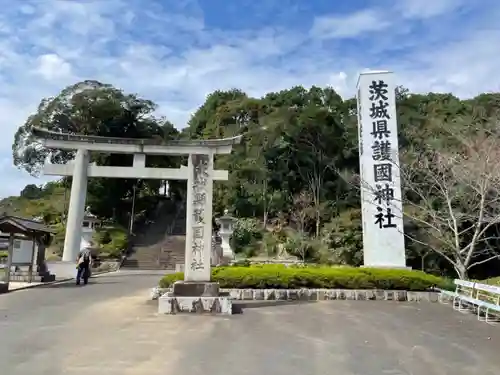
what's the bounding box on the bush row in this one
[159,264,451,291]
[484,277,500,286]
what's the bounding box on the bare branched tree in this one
[289,191,313,234]
[350,118,500,279]
[293,130,337,237]
[288,191,314,261]
[402,126,500,278]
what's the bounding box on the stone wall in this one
[151,287,439,302]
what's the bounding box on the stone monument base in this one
[159,281,232,315]
[159,293,232,315]
[172,280,220,296]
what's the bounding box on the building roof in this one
[0,215,55,236]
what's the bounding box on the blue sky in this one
[1,0,499,198]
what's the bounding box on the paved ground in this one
[8,281,44,291]
[46,261,100,280]
[1,271,499,375]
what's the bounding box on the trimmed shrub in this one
[320,209,363,266]
[158,264,449,291]
[230,218,263,256]
[484,277,500,286]
[95,226,129,259]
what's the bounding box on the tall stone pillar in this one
[159,151,231,314]
[62,149,89,262]
[356,71,406,268]
[184,152,214,282]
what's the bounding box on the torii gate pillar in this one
[33,127,241,275]
[62,149,89,261]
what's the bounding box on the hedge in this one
[484,277,500,286]
[159,264,452,291]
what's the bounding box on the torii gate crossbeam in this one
[33,127,241,283]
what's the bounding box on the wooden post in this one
[29,234,37,283]
[5,233,14,286]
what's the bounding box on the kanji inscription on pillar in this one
[357,71,406,268]
[190,154,209,272]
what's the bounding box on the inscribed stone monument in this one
[356,71,406,268]
[184,153,214,282]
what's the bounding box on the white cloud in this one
[35,54,72,80]
[310,9,390,39]
[398,0,467,19]
[0,0,499,199]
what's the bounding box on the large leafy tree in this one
[12,80,163,175]
[185,89,249,139]
[11,80,177,220]
[9,77,500,279]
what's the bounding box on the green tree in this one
[12,80,164,175]
[320,208,363,266]
[11,80,179,220]
[20,184,42,199]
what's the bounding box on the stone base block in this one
[173,281,220,297]
[150,287,439,303]
[222,288,438,302]
[159,295,232,315]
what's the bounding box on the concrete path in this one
[1,271,499,375]
[46,261,99,279]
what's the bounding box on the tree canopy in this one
[6,79,500,279]
[11,80,180,219]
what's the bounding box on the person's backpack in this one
[80,249,90,264]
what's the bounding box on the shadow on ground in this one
[37,281,121,289]
[232,300,317,313]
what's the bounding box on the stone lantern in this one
[216,209,236,260]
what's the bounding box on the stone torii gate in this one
[32,127,241,283]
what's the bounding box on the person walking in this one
[76,242,93,285]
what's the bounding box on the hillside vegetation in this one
[0,181,131,259]
[3,80,500,279]
[0,183,69,221]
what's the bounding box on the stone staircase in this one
[160,235,186,270]
[121,200,186,270]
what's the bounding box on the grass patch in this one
[159,264,450,291]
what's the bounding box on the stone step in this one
[122,259,159,264]
[124,256,184,263]
[121,265,170,270]
[127,255,162,261]
[120,262,176,270]
[128,252,183,259]
[122,261,174,267]
[127,254,184,262]
[121,255,183,269]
